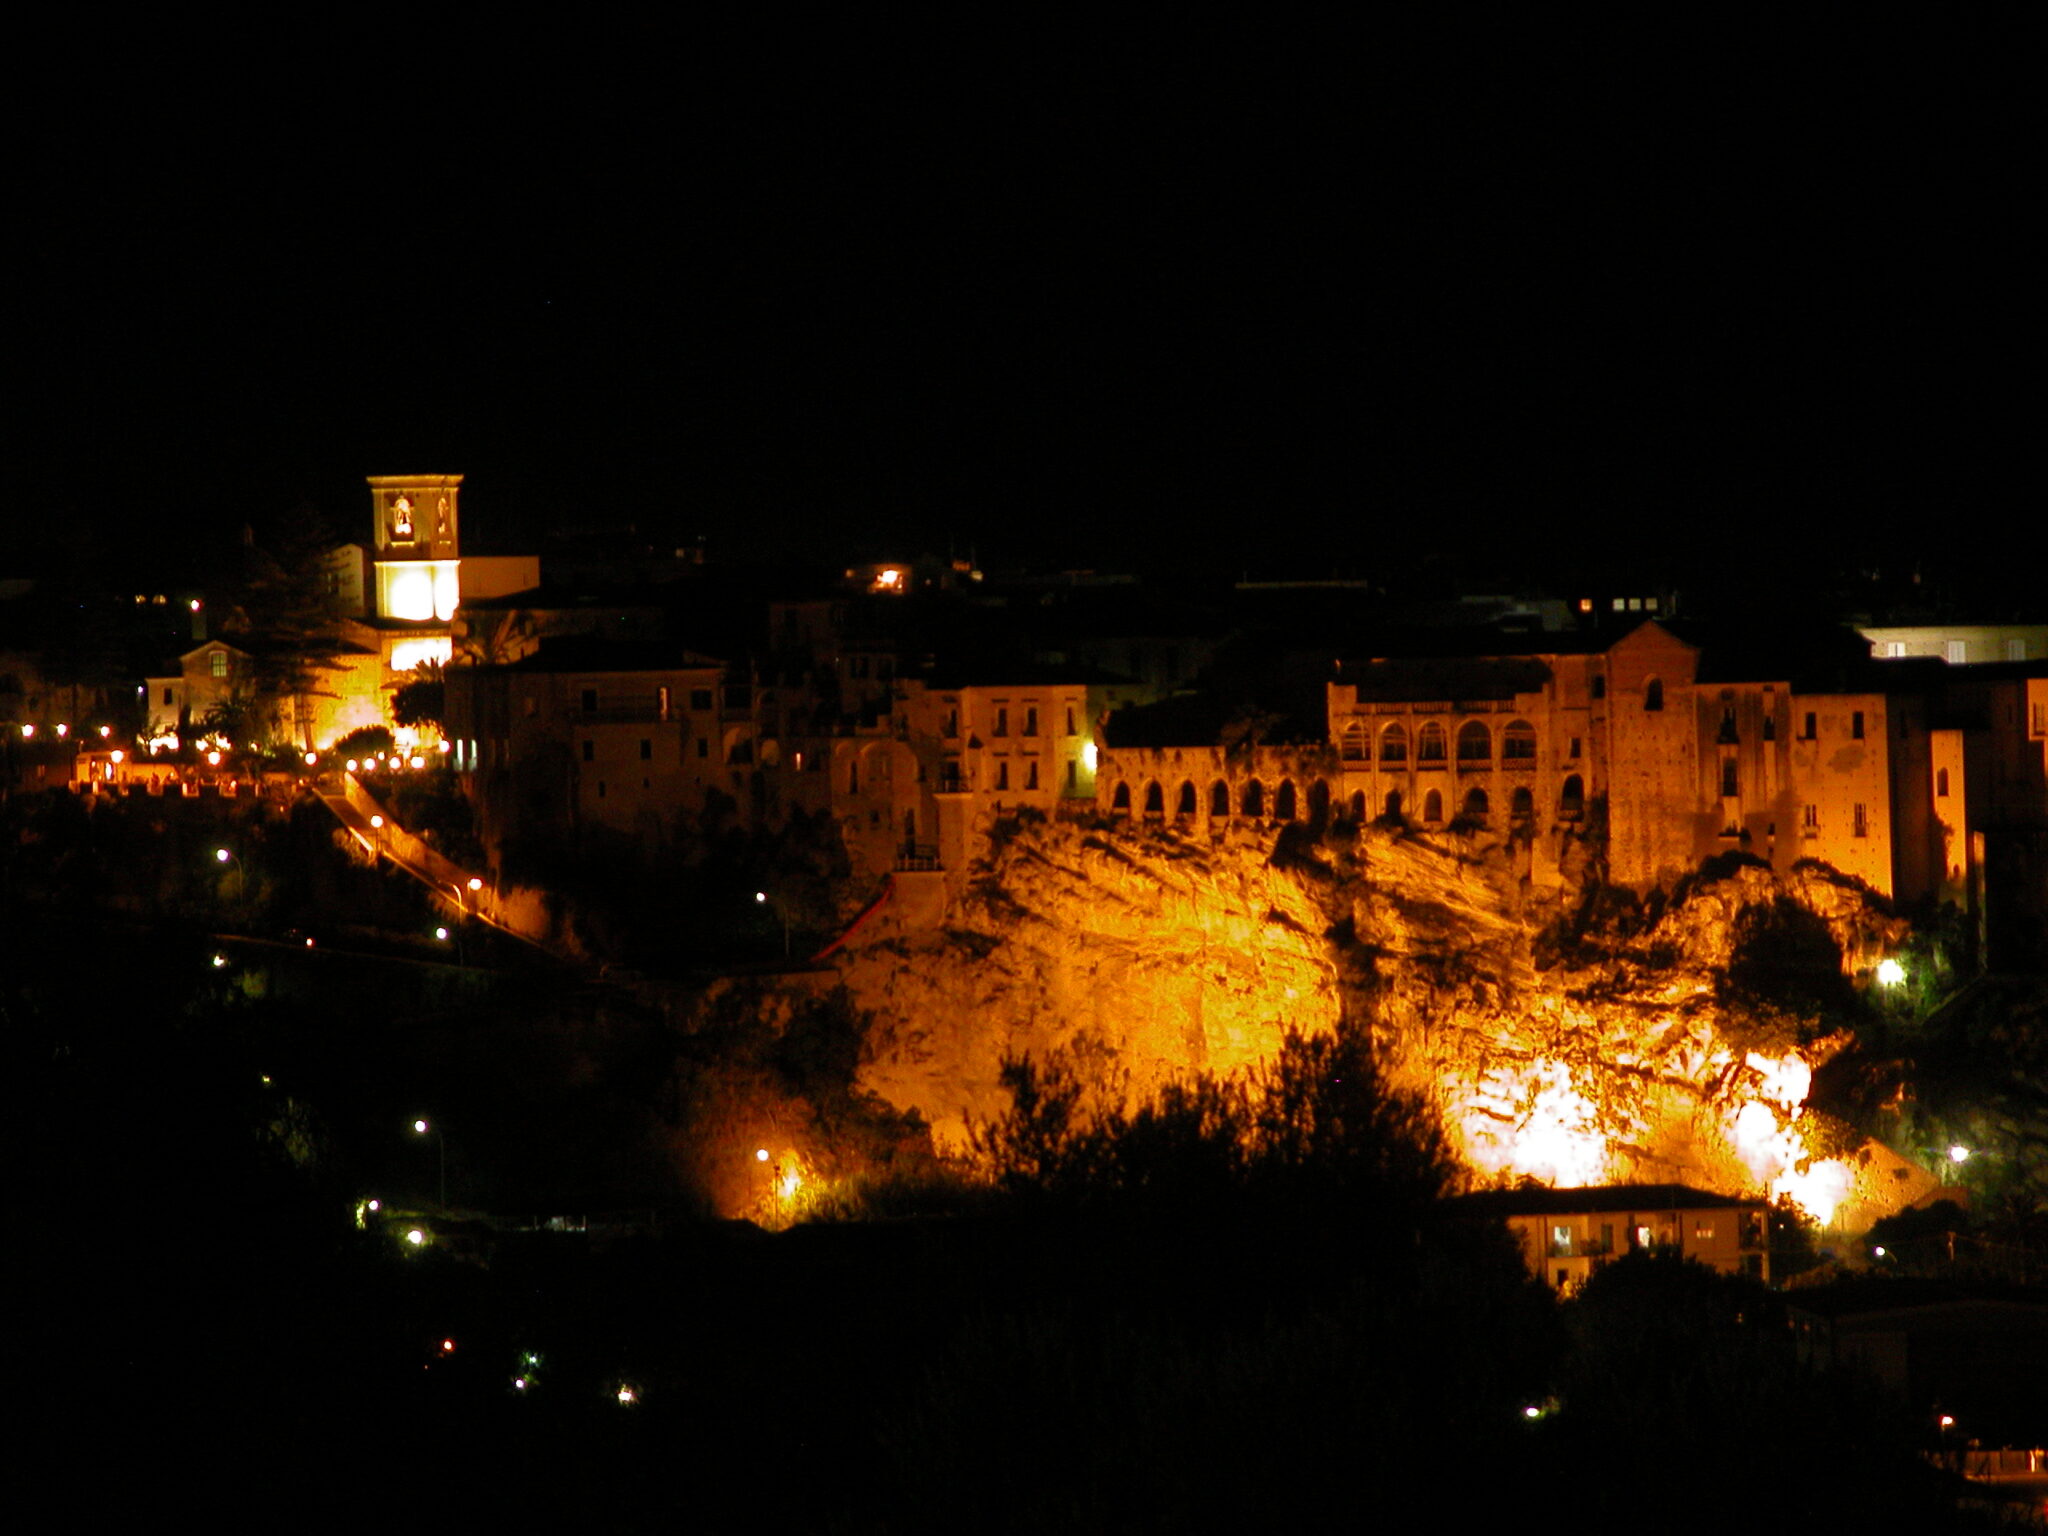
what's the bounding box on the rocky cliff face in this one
[835,813,1932,1226]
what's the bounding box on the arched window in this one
[1423,788,1443,823]
[1112,782,1131,813]
[1349,790,1367,822]
[1275,780,1297,820]
[1417,721,1447,763]
[1339,720,1368,760]
[1510,786,1534,821]
[1644,677,1664,711]
[1211,780,1231,817]
[1307,780,1330,826]
[1502,720,1537,761]
[1242,779,1265,817]
[1379,724,1408,765]
[1384,790,1403,820]
[1144,780,1164,815]
[1176,781,1197,817]
[1559,774,1585,819]
[1457,721,1491,763]
[1462,787,1490,820]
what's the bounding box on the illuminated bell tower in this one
[369,474,463,622]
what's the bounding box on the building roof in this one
[1454,1183,1765,1217]
[1337,654,1556,704]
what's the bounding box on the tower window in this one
[1644,678,1664,711]
[1802,712,1817,741]
[1720,758,1738,798]
[1851,711,1865,740]
[1854,803,1869,837]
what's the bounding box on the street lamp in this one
[755,890,790,958]
[412,1117,447,1207]
[215,846,245,904]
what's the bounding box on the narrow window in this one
[697,738,708,759]
[1854,803,1869,837]
[582,740,594,762]
[1027,761,1039,791]
[1721,758,1739,798]
[640,739,652,760]
[1644,678,1663,711]
[1113,782,1131,812]
[1762,715,1775,742]
[1068,759,1078,789]
[657,686,671,719]
[581,688,598,712]
[1851,711,1865,740]
[1567,736,1582,760]
[1802,803,1818,830]
[1065,707,1076,736]
[1591,675,1606,700]
[1802,712,1817,740]
[994,708,1008,738]
[1024,707,1038,737]
[1936,767,1950,798]
[997,761,1009,791]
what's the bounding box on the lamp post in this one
[412,1117,447,1207]
[369,813,385,862]
[215,846,245,905]
[755,890,790,958]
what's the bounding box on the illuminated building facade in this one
[1457,1184,1771,1290]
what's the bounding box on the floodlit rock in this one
[832,814,1935,1223]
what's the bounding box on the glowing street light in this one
[1948,1144,1971,1165]
[1876,958,1906,986]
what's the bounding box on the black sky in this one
[10,21,2033,594]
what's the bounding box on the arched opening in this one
[1510,786,1534,823]
[1462,787,1490,821]
[1144,780,1165,815]
[1211,780,1231,818]
[1242,778,1265,818]
[1559,774,1584,819]
[1307,779,1330,827]
[1349,790,1367,822]
[1503,720,1537,762]
[1339,720,1367,760]
[1457,720,1491,764]
[1112,782,1131,813]
[1176,780,1197,818]
[1383,790,1403,820]
[1644,677,1664,711]
[1379,724,1408,765]
[1417,721,1447,763]
[1423,788,1443,823]
[1275,780,1297,820]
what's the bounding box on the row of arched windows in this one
[1111,776,1332,822]
[1110,772,1590,826]
[1337,718,1539,765]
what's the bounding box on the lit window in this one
[1944,640,1966,665]
[210,652,227,678]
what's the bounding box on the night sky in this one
[12,22,2032,592]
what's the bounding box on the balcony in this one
[896,843,941,872]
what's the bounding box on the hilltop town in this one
[10,472,2044,975]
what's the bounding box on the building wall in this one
[1601,624,1704,888]
[1786,692,1892,891]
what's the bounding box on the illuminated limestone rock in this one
[834,816,1933,1225]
